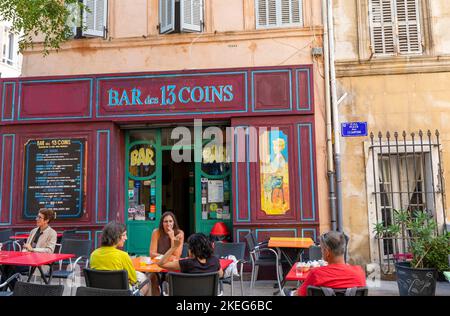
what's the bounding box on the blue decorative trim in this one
[251,70,293,112]
[23,139,85,219]
[255,228,297,240]
[95,71,249,118]
[301,228,317,243]
[295,69,312,111]
[2,82,16,121]
[94,231,102,249]
[0,134,15,226]
[95,130,111,224]
[17,78,94,121]
[297,123,316,222]
[234,126,251,223]
[235,229,251,243]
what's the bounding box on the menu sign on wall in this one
[23,138,86,219]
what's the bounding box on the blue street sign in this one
[341,122,368,137]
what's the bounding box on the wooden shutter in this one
[159,0,175,34]
[281,0,303,25]
[256,0,302,29]
[82,0,108,37]
[369,0,395,55]
[181,0,203,33]
[396,0,422,54]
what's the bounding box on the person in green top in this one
[90,221,150,295]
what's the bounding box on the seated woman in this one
[157,233,224,277]
[149,211,184,295]
[0,208,57,291]
[90,221,149,295]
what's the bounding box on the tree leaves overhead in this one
[0,0,85,55]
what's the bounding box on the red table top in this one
[10,233,63,240]
[133,257,233,273]
[0,251,75,266]
[285,263,314,282]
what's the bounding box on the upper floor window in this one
[255,0,303,29]
[369,0,422,56]
[2,27,15,66]
[67,0,108,38]
[159,0,204,34]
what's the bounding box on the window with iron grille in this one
[368,0,422,56]
[255,0,303,29]
[366,131,447,273]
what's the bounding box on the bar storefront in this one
[0,65,319,255]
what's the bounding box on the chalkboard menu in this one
[23,138,86,219]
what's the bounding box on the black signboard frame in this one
[22,138,87,220]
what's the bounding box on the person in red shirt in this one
[297,231,366,296]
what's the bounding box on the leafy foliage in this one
[374,209,450,272]
[0,0,86,55]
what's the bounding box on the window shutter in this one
[159,0,175,34]
[396,0,422,54]
[281,0,303,25]
[181,0,203,32]
[256,0,277,28]
[82,0,108,37]
[369,0,395,55]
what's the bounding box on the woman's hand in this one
[24,244,33,252]
[173,235,182,249]
[167,228,175,240]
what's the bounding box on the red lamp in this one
[210,222,230,237]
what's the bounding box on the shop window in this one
[368,0,422,56]
[159,0,204,34]
[67,0,108,39]
[255,0,303,29]
[127,130,157,222]
[200,126,232,221]
[259,129,290,215]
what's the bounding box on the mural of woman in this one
[260,131,290,215]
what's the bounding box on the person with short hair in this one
[158,233,223,277]
[296,231,366,296]
[90,221,149,295]
[0,208,57,291]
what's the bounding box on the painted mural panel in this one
[259,130,290,215]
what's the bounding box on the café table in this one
[9,233,64,240]
[0,250,75,284]
[268,237,314,295]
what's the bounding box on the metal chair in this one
[55,229,79,253]
[11,281,64,296]
[307,286,368,296]
[181,242,189,258]
[0,273,21,296]
[214,241,246,296]
[164,271,220,296]
[0,229,14,251]
[307,245,322,261]
[244,232,284,295]
[49,238,91,295]
[76,286,132,296]
[83,268,146,296]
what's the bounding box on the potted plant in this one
[374,209,450,296]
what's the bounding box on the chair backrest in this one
[244,232,257,258]
[61,238,91,259]
[181,242,189,258]
[62,229,78,240]
[83,268,129,290]
[12,281,64,296]
[214,242,246,260]
[168,271,219,296]
[308,245,322,261]
[0,229,13,242]
[76,286,132,296]
[307,286,368,296]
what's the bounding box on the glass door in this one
[125,129,161,255]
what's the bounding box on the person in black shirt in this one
[158,233,223,277]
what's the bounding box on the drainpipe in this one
[322,0,337,231]
[326,0,344,232]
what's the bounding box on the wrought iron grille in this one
[369,130,447,274]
